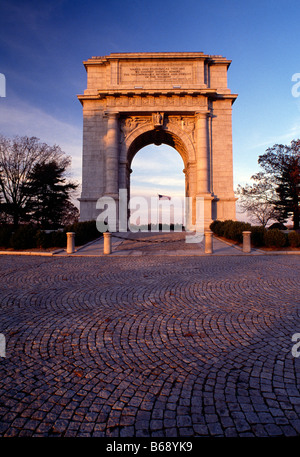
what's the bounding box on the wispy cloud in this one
[131,144,185,195]
[132,145,185,170]
[133,175,184,188]
[246,119,300,151]
[0,97,82,180]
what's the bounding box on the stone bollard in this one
[242,231,251,253]
[66,232,75,254]
[103,232,112,255]
[204,231,213,254]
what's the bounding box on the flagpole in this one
[157,194,159,231]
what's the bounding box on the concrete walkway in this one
[58,231,298,257]
[72,233,249,256]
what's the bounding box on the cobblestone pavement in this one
[0,253,300,437]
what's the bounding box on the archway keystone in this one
[78,52,238,229]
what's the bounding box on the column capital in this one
[104,111,119,119]
[194,110,210,119]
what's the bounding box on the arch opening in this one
[127,128,189,169]
[129,143,186,230]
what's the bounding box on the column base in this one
[212,196,237,221]
[78,197,99,222]
[195,193,214,231]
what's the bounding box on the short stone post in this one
[242,231,251,253]
[204,231,213,254]
[103,232,112,255]
[66,232,75,254]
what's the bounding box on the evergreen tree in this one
[23,161,77,228]
[258,140,300,229]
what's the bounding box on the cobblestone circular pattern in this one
[0,254,300,437]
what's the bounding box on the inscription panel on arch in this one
[120,62,194,85]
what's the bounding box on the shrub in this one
[250,226,267,247]
[35,230,50,249]
[64,220,100,246]
[50,230,66,248]
[210,220,251,242]
[220,220,235,238]
[210,220,300,249]
[6,220,100,250]
[226,221,251,242]
[10,225,38,250]
[268,222,287,230]
[210,220,223,236]
[288,231,300,247]
[36,222,100,249]
[264,229,287,248]
[0,225,14,247]
[34,230,66,249]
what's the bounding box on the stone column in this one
[103,232,112,255]
[118,161,127,190]
[195,112,210,194]
[204,231,213,254]
[195,111,213,229]
[105,112,119,196]
[184,164,196,230]
[66,232,75,254]
[242,231,251,253]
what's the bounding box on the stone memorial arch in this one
[77,52,238,229]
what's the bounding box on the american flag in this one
[158,194,171,200]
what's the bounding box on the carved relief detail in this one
[152,112,164,128]
[166,115,195,141]
[120,116,152,141]
[119,114,196,143]
[105,94,207,109]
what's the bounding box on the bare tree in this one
[236,172,280,227]
[0,135,72,227]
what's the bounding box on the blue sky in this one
[1,0,300,215]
